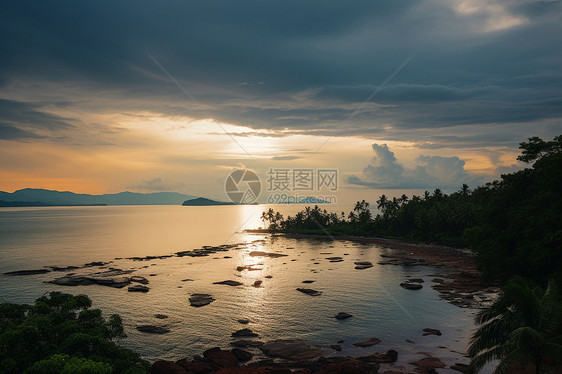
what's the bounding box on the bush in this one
[0,292,148,374]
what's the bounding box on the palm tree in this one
[468,276,562,374]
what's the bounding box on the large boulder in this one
[259,340,323,360]
[203,348,239,368]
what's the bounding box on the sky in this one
[1,0,561,202]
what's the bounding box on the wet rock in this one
[176,359,217,373]
[232,348,253,362]
[204,348,239,368]
[354,261,373,270]
[47,272,132,288]
[408,278,424,283]
[136,325,170,334]
[237,265,263,271]
[248,251,288,258]
[260,340,323,360]
[313,357,379,374]
[334,312,353,320]
[128,284,149,292]
[451,363,469,373]
[400,282,423,290]
[214,280,243,286]
[189,293,215,307]
[353,338,381,347]
[296,288,322,296]
[130,275,149,284]
[408,356,446,371]
[150,360,189,374]
[48,266,80,272]
[155,314,168,319]
[230,340,264,348]
[83,261,109,267]
[232,328,259,337]
[358,350,398,363]
[5,269,51,276]
[422,328,442,336]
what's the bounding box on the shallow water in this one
[0,205,485,373]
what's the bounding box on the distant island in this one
[0,188,198,206]
[182,197,235,206]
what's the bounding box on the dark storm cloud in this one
[1,0,561,144]
[0,99,74,139]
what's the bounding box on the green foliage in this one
[0,292,148,374]
[24,354,113,374]
[468,277,562,374]
[263,135,562,284]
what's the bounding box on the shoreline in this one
[3,233,495,374]
[246,230,500,309]
[148,233,498,374]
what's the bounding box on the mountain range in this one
[0,188,198,206]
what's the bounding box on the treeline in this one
[0,292,148,373]
[262,135,562,284]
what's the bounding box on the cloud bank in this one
[348,144,486,189]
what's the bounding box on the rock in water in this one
[231,328,259,337]
[354,261,373,269]
[260,339,323,360]
[335,312,353,320]
[358,349,398,363]
[409,356,446,370]
[231,348,253,362]
[400,282,423,290]
[128,284,149,292]
[296,288,322,296]
[203,348,238,368]
[230,340,264,348]
[189,293,215,307]
[130,275,149,284]
[422,328,442,336]
[353,338,382,347]
[4,269,51,276]
[248,251,288,258]
[136,325,170,334]
[213,280,243,286]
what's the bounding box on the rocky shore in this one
[3,234,492,373]
[149,340,466,374]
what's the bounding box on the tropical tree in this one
[468,277,562,374]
